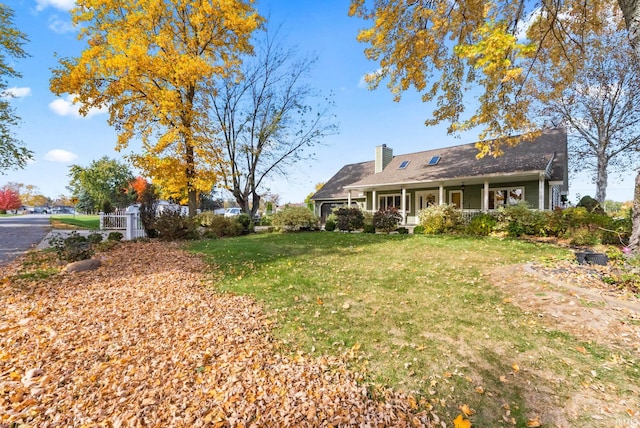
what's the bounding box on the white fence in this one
[99,210,146,240]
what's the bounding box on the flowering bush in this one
[418,204,463,234]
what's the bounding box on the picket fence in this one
[99,209,146,240]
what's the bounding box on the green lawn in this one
[189,233,639,426]
[50,214,100,229]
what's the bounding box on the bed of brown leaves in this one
[1,242,438,427]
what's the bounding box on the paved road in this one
[0,214,52,265]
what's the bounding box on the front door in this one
[415,191,439,218]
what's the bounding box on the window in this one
[428,156,440,165]
[398,160,410,169]
[487,187,524,209]
[378,194,411,212]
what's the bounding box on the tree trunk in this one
[595,154,608,203]
[618,0,640,56]
[185,142,197,218]
[618,0,640,252]
[629,171,640,252]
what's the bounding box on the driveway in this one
[0,214,51,265]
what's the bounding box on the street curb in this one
[37,229,118,250]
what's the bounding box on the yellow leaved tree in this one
[50,0,263,216]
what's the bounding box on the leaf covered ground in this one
[0,242,439,427]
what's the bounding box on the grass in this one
[50,214,100,230]
[190,233,640,426]
[3,250,60,284]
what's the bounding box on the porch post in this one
[401,187,407,225]
[372,190,377,212]
[348,190,352,207]
[538,173,545,210]
[439,184,444,205]
[483,180,489,212]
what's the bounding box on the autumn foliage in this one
[0,187,21,211]
[0,243,438,426]
[50,0,264,215]
[129,176,148,202]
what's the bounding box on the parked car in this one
[224,207,242,217]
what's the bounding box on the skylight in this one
[428,156,441,166]
[398,160,410,169]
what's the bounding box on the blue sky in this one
[4,0,635,204]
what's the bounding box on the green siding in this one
[360,180,549,211]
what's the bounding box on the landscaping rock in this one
[64,258,102,273]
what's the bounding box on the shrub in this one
[577,195,605,214]
[86,232,103,245]
[237,213,253,234]
[495,202,548,237]
[48,232,94,262]
[139,184,159,238]
[334,207,364,232]
[196,211,216,227]
[154,211,199,241]
[465,213,497,236]
[413,225,425,234]
[203,216,243,238]
[569,227,601,246]
[107,231,123,241]
[373,206,403,233]
[397,227,409,234]
[363,224,376,233]
[551,207,630,244]
[363,211,374,227]
[257,215,272,226]
[324,219,336,232]
[418,204,463,234]
[272,206,319,231]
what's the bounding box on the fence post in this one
[99,212,104,230]
[125,212,136,240]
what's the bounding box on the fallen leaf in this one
[459,404,474,416]
[453,414,472,428]
[527,416,542,427]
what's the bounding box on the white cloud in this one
[358,68,384,89]
[1,87,32,99]
[44,149,78,163]
[35,0,75,12]
[48,15,76,34]
[49,95,108,118]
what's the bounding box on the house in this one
[311,128,568,224]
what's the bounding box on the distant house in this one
[311,128,568,224]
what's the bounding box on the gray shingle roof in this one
[311,128,567,200]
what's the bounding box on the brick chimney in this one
[375,144,393,173]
